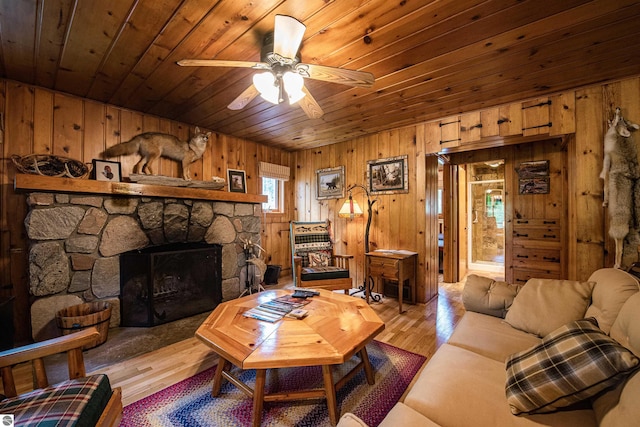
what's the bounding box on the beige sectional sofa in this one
[338,268,640,427]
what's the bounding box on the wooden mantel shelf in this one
[14,174,267,204]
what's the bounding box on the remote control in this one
[289,309,308,319]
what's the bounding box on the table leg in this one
[359,347,375,385]
[253,369,266,427]
[398,264,404,314]
[212,357,227,396]
[322,365,339,426]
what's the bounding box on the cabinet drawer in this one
[513,218,559,227]
[512,268,561,285]
[368,257,399,280]
[513,227,560,242]
[512,247,561,272]
[369,266,399,280]
[512,246,561,263]
[369,258,399,270]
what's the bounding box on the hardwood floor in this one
[98,277,467,406]
[2,275,469,407]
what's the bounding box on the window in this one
[262,177,284,212]
[259,162,290,213]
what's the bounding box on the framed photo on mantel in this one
[92,159,121,182]
[228,169,247,193]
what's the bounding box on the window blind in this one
[259,162,290,181]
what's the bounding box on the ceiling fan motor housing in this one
[261,31,300,67]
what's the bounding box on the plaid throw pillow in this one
[505,317,639,415]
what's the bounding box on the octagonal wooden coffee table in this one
[196,289,385,427]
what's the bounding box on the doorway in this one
[467,161,505,272]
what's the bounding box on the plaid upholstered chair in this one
[0,327,122,426]
[290,220,353,293]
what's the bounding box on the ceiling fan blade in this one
[273,15,306,59]
[298,86,324,119]
[296,63,374,88]
[228,84,260,110]
[177,59,269,70]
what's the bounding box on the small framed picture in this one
[92,159,121,182]
[518,160,550,194]
[228,169,246,193]
[316,166,345,200]
[367,155,409,194]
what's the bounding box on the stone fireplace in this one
[22,188,262,341]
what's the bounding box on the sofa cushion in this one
[300,266,349,281]
[504,278,594,337]
[584,268,639,334]
[463,274,523,318]
[378,402,441,427]
[0,374,113,427]
[592,369,640,427]
[447,311,540,362]
[593,291,640,426]
[505,318,639,415]
[404,343,597,427]
[336,412,369,427]
[609,292,640,358]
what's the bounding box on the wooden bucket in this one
[56,302,112,349]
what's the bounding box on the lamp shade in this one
[253,72,279,104]
[282,71,305,104]
[339,196,363,218]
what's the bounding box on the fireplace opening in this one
[119,242,222,327]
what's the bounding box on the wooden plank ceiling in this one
[1,0,639,151]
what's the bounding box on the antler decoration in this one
[240,237,265,258]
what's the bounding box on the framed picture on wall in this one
[518,160,549,194]
[367,155,409,194]
[228,169,246,193]
[316,166,345,200]
[92,159,121,182]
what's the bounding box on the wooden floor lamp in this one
[339,184,380,301]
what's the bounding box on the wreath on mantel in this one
[11,154,92,179]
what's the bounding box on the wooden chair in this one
[0,327,122,426]
[290,220,353,293]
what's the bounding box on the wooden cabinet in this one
[366,250,417,314]
[430,91,575,154]
[480,108,500,138]
[460,112,482,143]
[522,98,552,136]
[511,218,563,285]
[549,92,576,136]
[438,115,461,149]
[498,103,523,136]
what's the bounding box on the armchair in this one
[290,220,353,293]
[0,327,122,426]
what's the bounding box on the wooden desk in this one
[196,289,385,427]
[366,250,418,314]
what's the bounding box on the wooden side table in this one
[365,250,418,314]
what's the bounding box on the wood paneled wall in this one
[293,75,640,304]
[293,127,438,303]
[0,79,292,344]
[2,74,639,342]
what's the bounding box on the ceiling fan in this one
[177,15,374,119]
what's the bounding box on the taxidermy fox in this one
[101,127,211,180]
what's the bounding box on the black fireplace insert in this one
[119,242,222,327]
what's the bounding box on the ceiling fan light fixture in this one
[253,72,279,104]
[283,71,305,104]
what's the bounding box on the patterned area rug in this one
[121,341,426,427]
